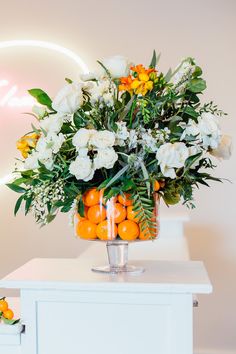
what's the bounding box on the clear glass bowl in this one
[74,189,160,274]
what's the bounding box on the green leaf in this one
[25,195,33,215]
[164,68,172,82]
[105,165,129,189]
[14,195,25,215]
[183,106,199,119]
[149,50,157,68]
[185,153,202,171]
[6,183,26,193]
[73,112,86,129]
[65,78,73,84]
[193,66,202,78]
[46,214,57,224]
[188,78,206,93]
[61,122,74,134]
[28,89,53,109]
[78,198,85,217]
[2,317,20,325]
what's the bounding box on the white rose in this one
[69,156,94,181]
[90,130,115,149]
[210,134,232,160]
[101,55,132,79]
[40,114,63,134]
[72,128,96,150]
[198,112,221,149]
[52,83,84,114]
[156,142,189,179]
[94,148,118,169]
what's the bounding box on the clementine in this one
[76,220,97,239]
[83,188,101,207]
[0,299,8,312]
[3,309,14,320]
[126,205,140,223]
[118,220,139,241]
[117,193,133,206]
[107,202,126,223]
[96,220,118,241]
[87,205,106,224]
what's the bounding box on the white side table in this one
[0,258,212,354]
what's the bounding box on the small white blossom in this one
[115,121,129,146]
[198,112,221,149]
[128,129,138,149]
[32,105,47,119]
[141,129,158,153]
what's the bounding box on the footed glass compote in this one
[75,188,160,274]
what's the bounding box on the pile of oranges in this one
[0,297,14,321]
[75,188,159,241]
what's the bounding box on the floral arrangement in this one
[7,51,231,232]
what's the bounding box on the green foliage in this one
[28,89,53,110]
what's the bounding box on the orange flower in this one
[119,64,157,96]
[16,133,40,158]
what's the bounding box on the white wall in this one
[0,0,235,353]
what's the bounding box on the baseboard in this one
[195,349,236,354]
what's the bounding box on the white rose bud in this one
[94,148,118,169]
[69,156,94,181]
[156,142,189,179]
[90,130,115,149]
[210,134,232,160]
[52,83,84,114]
[101,55,132,79]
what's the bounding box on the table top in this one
[0,258,212,294]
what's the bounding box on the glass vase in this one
[74,188,160,274]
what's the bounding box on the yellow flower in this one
[119,64,157,96]
[16,133,40,159]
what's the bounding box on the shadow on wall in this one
[186,224,236,352]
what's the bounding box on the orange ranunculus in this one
[16,133,40,158]
[119,64,157,96]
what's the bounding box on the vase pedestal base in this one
[92,264,145,275]
[91,240,145,275]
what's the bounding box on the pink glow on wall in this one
[0,79,34,107]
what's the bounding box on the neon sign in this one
[0,79,34,107]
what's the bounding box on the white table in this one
[0,257,212,354]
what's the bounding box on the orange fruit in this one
[107,202,126,223]
[76,220,97,239]
[3,309,14,320]
[139,222,158,240]
[126,206,140,223]
[118,220,139,241]
[153,180,160,192]
[96,220,118,241]
[0,299,8,312]
[87,205,106,224]
[83,188,101,207]
[118,193,133,206]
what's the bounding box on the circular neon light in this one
[0,40,89,73]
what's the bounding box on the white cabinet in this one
[0,258,212,354]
